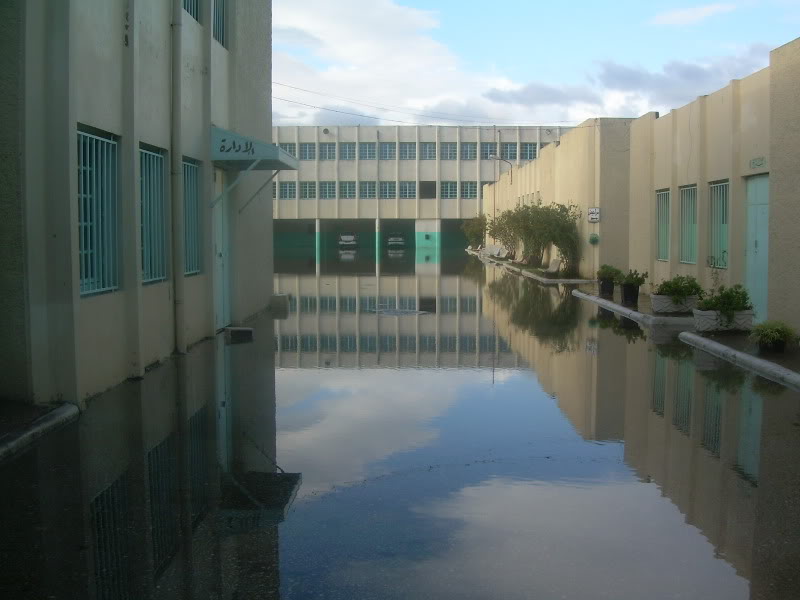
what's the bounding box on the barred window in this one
[299,143,316,160]
[709,182,729,268]
[320,181,336,199]
[379,142,396,160]
[680,186,697,264]
[399,142,416,160]
[359,181,377,199]
[183,160,201,275]
[140,147,168,283]
[319,143,336,160]
[460,142,477,160]
[440,142,457,160]
[279,181,296,199]
[656,190,670,261]
[379,181,397,199]
[339,181,356,199]
[279,143,296,157]
[300,181,316,199]
[460,181,477,199]
[399,181,416,199]
[359,142,376,160]
[440,181,458,199]
[520,142,537,160]
[339,142,356,160]
[480,142,497,159]
[501,143,517,160]
[420,142,436,160]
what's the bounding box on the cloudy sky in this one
[272,0,800,126]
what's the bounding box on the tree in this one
[461,215,487,248]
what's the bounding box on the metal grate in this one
[148,434,179,575]
[656,190,670,261]
[212,0,226,46]
[702,383,722,456]
[183,0,200,22]
[399,142,416,160]
[679,186,697,264]
[673,361,694,434]
[480,142,497,160]
[460,142,477,160]
[90,472,131,600]
[189,407,209,524]
[709,182,729,268]
[440,142,457,160]
[141,148,168,283]
[78,131,119,295]
[300,335,318,352]
[183,161,200,275]
[651,354,666,416]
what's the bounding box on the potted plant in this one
[620,270,648,306]
[693,285,754,332]
[749,320,798,354]
[596,265,623,298]
[651,275,703,313]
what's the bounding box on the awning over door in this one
[211,126,298,171]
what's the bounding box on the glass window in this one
[480,142,497,160]
[300,335,317,352]
[287,296,297,313]
[280,335,297,351]
[656,190,670,261]
[379,335,396,352]
[420,335,436,352]
[479,335,496,352]
[520,142,537,160]
[399,142,416,160]
[300,181,316,199]
[460,142,477,160]
[379,142,396,160]
[339,142,356,160]
[440,296,458,313]
[339,181,356,199]
[709,182,729,268]
[359,296,377,312]
[320,335,337,352]
[460,335,477,353]
[680,186,697,264]
[440,182,458,200]
[460,297,477,313]
[359,335,377,353]
[359,181,377,199]
[140,147,168,283]
[319,296,336,312]
[440,142,457,160]
[299,143,316,160]
[399,335,416,352]
[399,181,416,199]
[279,142,296,157]
[501,143,517,160]
[183,160,201,275]
[399,296,416,310]
[319,143,336,160]
[498,337,511,352]
[460,181,477,199]
[320,181,336,199]
[379,181,397,199]
[340,335,357,352]
[359,142,376,160]
[300,296,317,313]
[420,142,436,160]
[440,335,457,352]
[279,181,296,199]
[378,296,396,309]
[340,296,357,312]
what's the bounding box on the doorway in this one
[745,175,769,323]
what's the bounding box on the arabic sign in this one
[211,126,298,171]
[588,207,600,223]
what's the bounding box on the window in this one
[419,181,436,199]
[360,296,377,312]
[501,143,517,160]
[379,181,396,199]
[340,296,357,312]
[183,160,200,275]
[280,335,298,351]
[319,143,336,160]
[184,0,200,22]
[399,296,416,310]
[379,335,397,352]
[440,296,458,313]
[78,130,119,295]
[279,181,296,199]
[359,335,377,353]
[399,142,416,160]
[300,335,317,352]
[440,142,457,160]
[140,147,168,283]
[498,337,511,352]
[460,181,477,199]
[148,435,178,573]
[520,143,537,160]
[379,142,396,160]
[339,181,356,199]
[440,335,457,352]
[89,473,131,596]
[399,181,416,199]
[673,361,694,434]
[480,181,491,199]
[212,0,226,46]
[479,335,496,352]
[320,181,336,199]
[399,335,416,352]
[339,142,356,160]
[440,181,458,200]
[460,335,477,353]
[651,354,666,416]
[460,297,477,313]
[272,181,276,199]
[460,142,477,160]
[420,335,436,352]
[656,190,670,261]
[320,335,337,352]
[340,335,357,352]
[359,142,376,160]
[709,182,729,268]
[279,143,296,157]
[359,181,376,199]
[480,142,497,159]
[680,186,697,264]
[319,296,336,312]
[300,296,317,313]
[300,181,316,199]
[287,296,297,313]
[420,142,436,160]
[299,143,316,160]
[378,296,396,309]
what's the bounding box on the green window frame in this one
[420,142,436,160]
[460,142,477,160]
[441,181,457,199]
[399,142,416,160]
[709,182,729,268]
[300,181,316,199]
[339,181,356,199]
[319,181,336,199]
[680,186,697,264]
[379,142,396,160]
[279,181,296,199]
[460,181,477,199]
[339,142,356,160]
[183,160,201,275]
[359,142,376,160]
[656,190,670,261]
[140,147,168,283]
[480,142,497,160]
[359,181,376,199]
[319,143,336,161]
[78,130,120,295]
[399,181,416,199]
[379,181,396,199]
[440,142,457,160]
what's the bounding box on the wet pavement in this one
[2,257,800,599]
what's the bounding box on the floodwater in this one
[2,256,800,599]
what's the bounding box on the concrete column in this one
[315,218,321,277]
[375,218,381,276]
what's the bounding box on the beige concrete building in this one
[483,118,633,280]
[0,0,294,406]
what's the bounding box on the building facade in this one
[1,0,291,406]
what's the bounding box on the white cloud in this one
[649,3,736,25]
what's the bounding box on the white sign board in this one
[588,207,600,223]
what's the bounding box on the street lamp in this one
[487,154,513,246]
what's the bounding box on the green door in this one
[745,175,769,323]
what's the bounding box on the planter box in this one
[692,309,754,332]
[650,294,699,314]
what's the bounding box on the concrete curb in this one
[679,332,800,392]
[571,289,696,328]
[0,403,80,464]
[470,251,594,285]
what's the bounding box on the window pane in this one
[320,181,336,199]
[299,143,316,160]
[379,142,396,160]
[399,142,416,160]
[279,142,296,156]
[460,142,477,160]
[399,181,416,199]
[379,181,396,199]
[440,142,457,160]
[339,142,356,160]
[359,142,376,160]
[140,148,168,283]
[460,181,477,199]
[319,143,336,160]
[680,186,697,264]
[656,190,670,261]
[480,142,497,159]
[520,142,537,160]
[420,142,436,160]
[339,181,356,199]
[501,143,517,160]
[359,181,377,199]
[300,181,316,199]
[279,181,296,199]
[440,182,457,199]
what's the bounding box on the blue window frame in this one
[183,160,201,275]
[140,147,168,283]
[399,142,416,160]
[440,142,457,160]
[501,143,517,160]
[420,142,436,160]
[299,143,316,160]
[183,0,200,22]
[460,142,477,160]
[319,143,336,161]
[520,143,537,160]
[278,143,296,157]
[379,181,396,199]
[279,181,296,199]
[480,142,497,160]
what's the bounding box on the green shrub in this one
[621,269,648,286]
[597,264,623,281]
[749,320,798,345]
[461,215,487,248]
[654,275,703,304]
[697,285,753,325]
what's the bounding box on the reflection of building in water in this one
[0,315,292,599]
[273,274,522,370]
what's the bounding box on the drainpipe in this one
[171,0,186,353]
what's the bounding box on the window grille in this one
[140,148,168,283]
[440,335,457,352]
[440,182,458,200]
[300,335,318,352]
[320,335,337,352]
[300,296,317,313]
[359,142,376,160]
[148,434,179,574]
[399,335,416,352]
[656,190,670,261]
[90,472,131,599]
[339,181,356,199]
[183,0,200,22]
[183,161,200,275]
[420,335,436,352]
[278,143,296,157]
[359,181,376,199]
[319,296,336,312]
[702,382,722,456]
[520,143,537,160]
[189,407,209,525]
[399,181,416,199]
[319,143,336,160]
[651,353,666,416]
[460,181,477,199]
[460,297,477,313]
[359,296,377,312]
[440,142,457,160]
[501,143,517,160]
[379,142,396,160]
[78,130,119,295]
[673,361,694,434]
[420,142,436,160]
[339,142,356,160]
[399,142,416,160]
[340,335,357,352]
[339,296,357,312]
[399,296,416,310]
[460,142,477,160]
[212,0,226,46]
[460,335,477,353]
[379,335,396,352]
[479,335,496,352]
[300,181,316,199]
[440,296,458,313]
[319,181,336,199]
[299,143,316,160]
[480,142,497,159]
[709,182,729,268]
[378,296,396,309]
[279,181,296,199]
[680,186,697,264]
[379,181,396,199]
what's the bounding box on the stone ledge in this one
[571,289,695,328]
[468,251,594,285]
[0,403,80,464]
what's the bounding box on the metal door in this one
[213,169,231,330]
[745,175,769,323]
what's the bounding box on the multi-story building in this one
[0,0,295,406]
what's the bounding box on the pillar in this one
[315,218,321,277]
[375,218,381,276]
[415,219,441,275]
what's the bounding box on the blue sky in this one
[272,1,800,126]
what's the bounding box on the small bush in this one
[621,269,648,286]
[697,284,752,325]
[749,320,798,345]
[597,264,623,281]
[654,275,703,304]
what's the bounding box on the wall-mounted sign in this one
[588,207,600,223]
[749,156,767,169]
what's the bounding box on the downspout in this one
[171,0,186,353]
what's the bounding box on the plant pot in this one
[599,278,615,297]
[650,294,699,314]
[621,283,640,306]
[758,339,787,354]
[692,309,755,332]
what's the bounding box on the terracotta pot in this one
[692,309,754,332]
[650,294,699,314]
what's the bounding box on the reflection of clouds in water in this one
[276,370,497,497]
[336,478,749,600]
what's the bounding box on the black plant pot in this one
[599,278,615,297]
[621,283,640,306]
[758,339,786,354]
